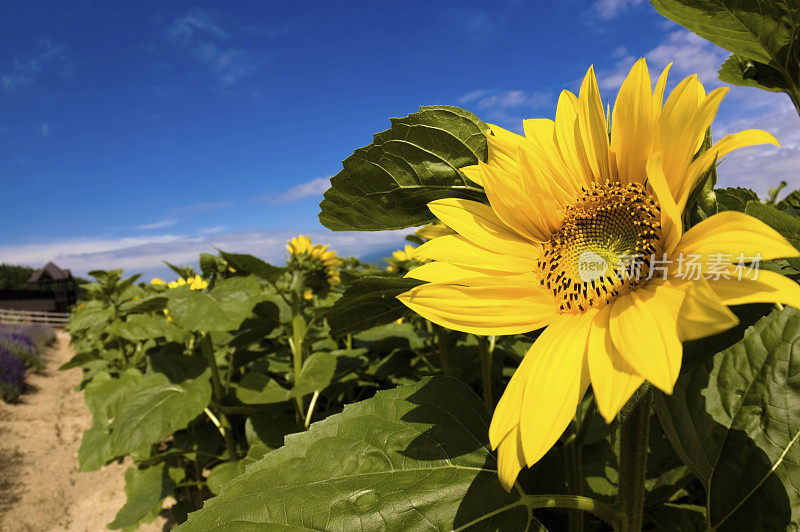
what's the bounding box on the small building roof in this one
[28,262,73,283]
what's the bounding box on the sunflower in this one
[397,59,800,490]
[286,235,342,287]
[386,244,425,274]
[166,275,207,291]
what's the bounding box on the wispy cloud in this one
[172,200,234,214]
[459,89,553,130]
[267,176,331,203]
[39,123,49,138]
[0,229,409,277]
[597,29,728,91]
[442,7,497,37]
[164,9,266,87]
[137,219,178,230]
[593,0,644,20]
[1,38,71,92]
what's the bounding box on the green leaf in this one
[179,377,535,531]
[292,351,338,396]
[319,105,489,231]
[84,369,143,423]
[327,276,423,336]
[218,251,285,282]
[109,363,212,457]
[744,200,800,249]
[206,461,248,496]
[778,189,800,211]
[718,53,788,92]
[715,186,759,212]
[235,372,292,404]
[108,314,185,343]
[236,352,340,404]
[108,463,175,530]
[651,0,800,103]
[655,308,800,529]
[166,276,262,332]
[78,421,114,472]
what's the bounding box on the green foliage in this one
[0,263,35,290]
[326,276,423,336]
[178,377,534,531]
[656,308,800,529]
[108,463,178,530]
[651,0,800,110]
[319,105,490,231]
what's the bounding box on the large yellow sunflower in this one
[397,59,800,490]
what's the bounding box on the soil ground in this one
[0,330,170,532]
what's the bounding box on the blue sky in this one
[1,0,798,279]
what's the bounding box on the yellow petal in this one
[415,223,456,241]
[427,198,541,259]
[671,87,729,209]
[460,164,482,186]
[485,123,525,176]
[405,261,517,283]
[496,425,525,492]
[676,278,739,341]
[577,66,611,182]
[490,340,537,448]
[609,284,682,394]
[588,305,645,423]
[708,267,800,308]
[520,119,581,201]
[519,312,593,465]
[675,211,799,262]
[683,129,779,208]
[412,234,539,273]
[480,162,553,242]
[554,90,593,188]
[646,153,682,253]
[397,279,556,336]
[652,63,672,116]
[611,58,654,184]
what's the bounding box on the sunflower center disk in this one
[537,181,663,313]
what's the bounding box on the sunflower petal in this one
[577,66,611,182]
[427,198,541,259]
[405,261,518,283]
[646,153,682,253]
[412,235,539,272]
[480,162,553,241]
[676,278,739,341]
[554,90,593,188]
[519,312,593,465]
[397,280,556,336]
[609,285,682,394]
[611,58,654,184]
[460,164,483,186]
[708,267,800,308]
[496,425,526,492]
[588,305,645,423]
[675,210,799,262]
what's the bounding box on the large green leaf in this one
[108,463,175,530]
[218,251,285,282]
[319,105,489,231]
[715,186,759,212]
[327,276,423,336]
[651,0,800,101]
[179,377,537,531]
[655,308,800,529]
[166,276,262,332]
[745,200,800,249]
[84,369,143,423]
[109,357,212,457]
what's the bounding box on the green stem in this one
[200,334,238,461]
[617,386,653,532]
[304,390,320,428]
[563,443,585,532]
[477,335,495,413]
[290,312,307,417]
[437,327,449,373]
[453,492,620,531]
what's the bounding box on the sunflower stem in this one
[616,385,653,532]
[477,335,495,412]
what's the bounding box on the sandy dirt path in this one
[0,330,170,532]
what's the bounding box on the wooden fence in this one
[0,308,70,327]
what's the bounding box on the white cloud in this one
[268,176,331,203]
[442,7,497,36]
[0,229,409,278]
[39,123,49,138]
[172,200,234,213]
[593,0,644,20]
[458,89,553,130]
[137,219,178,230]
[165,9,263,87]
[597,29,728,91]
[1,38,70,92]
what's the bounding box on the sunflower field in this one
[64,1,800,530]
